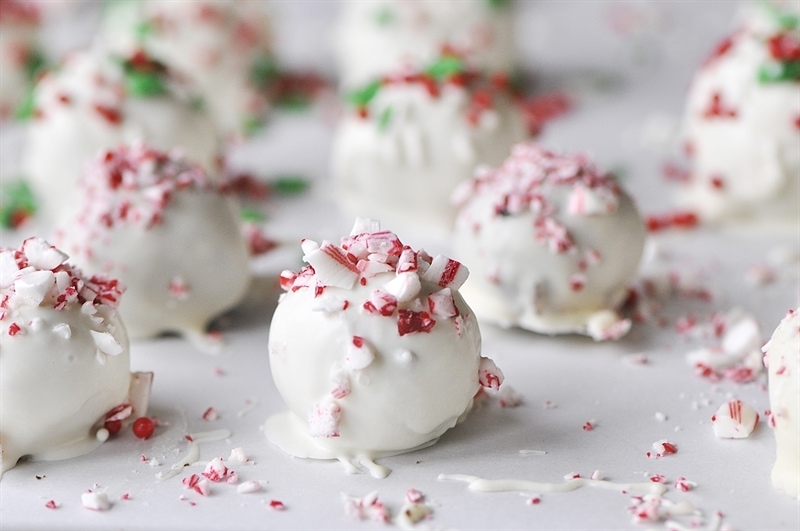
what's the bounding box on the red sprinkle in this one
[45,500,57,510]
[269,500,286,511]
[132,417,156,440]
[93,104,123,125]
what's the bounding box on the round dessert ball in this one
[331,54,528,236]
[764,307,800,498]
[265,218,503,478]
[0,1,43,119]
[0,237,148,477]
[680,2,800,223]
[21,48,220,225]
[98,0,273,142]
[54,142,250,343]
[334,0,516,89]
[452,143,646,340]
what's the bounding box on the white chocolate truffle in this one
[0,237,147,477]
[21,49,220,224]
[452,143,646,340]
[0,1,42,119]
[763,307,800,498]
[335,0,516,89]
[680,3,800,223]
[54,142,250,342]
[265,218,503,478]
[331,55,528,235]
[98,0,273,141]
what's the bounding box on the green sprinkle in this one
[23,49,46,82]
[487,0,510,9]
[375,7,395,26]
[0,180,37,229]
[240,206,265,223]
[270,176,309,195]
[377,107,392,131]
[758,60,800,83]
[760,0,800,30]
[135,21,155,39]
[346,80,382,108]
[251,54,279,90]
[14,89,35,121]
[243,116,264,136]
[276,93,311,111]
[425,55,465,81]
[124,70,166,96]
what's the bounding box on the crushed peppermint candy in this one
[81,490,111,511]
[453,143,623,235]
[647,440,678,459]
[279,218,471,338]
[711,399,759,438]
[0,237,124,320]
[342,491,390,523]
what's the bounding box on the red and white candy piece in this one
[345,336,375,370]
[711,399,759,438]
[420,255,469,290]
[302,240,359,290]
[384,272,422,303]
[479,357,505,390]
[567,184,619,216]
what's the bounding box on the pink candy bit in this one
[582,421,596,432]
[421,255,469,290]
[81,491,111,511]
[649,474,666,483]
[534,217,575,254]
[202,407,219,422]
[168,276,191,300]
[674,476,695,492]
[711,399,759,439]
[526,496,542,505]
[268,500,286,511]
[397,309,436,336]
[567,183,618,216]
[308,402,341,438]
[182,474,211,496]
[478,357,504,391]
[343,491,389,523]
[44,500,58,510]
[202,457,229,482]
[405,488,425,504]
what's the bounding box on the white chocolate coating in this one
[331,66,527,235]
[764,308,800,498]
[54,142,250,341]
[335,0,516,89]
[98,0,272,142]
[265,219,502,478]
[21,49,220,224]
[0,2,41,119]
[452,143,646,340]
[0,238,137,477]
[680,3,800,223]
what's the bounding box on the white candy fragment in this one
[52,323,72,339]
[384,272,422,303]
[350,217,381,236]
[711,399,759,439]
[90,330,124,356]
[22,238,67,270]
[13,270,55,307]
[237,481,263,494]
[81,491,111,511]
[228,447,252,465]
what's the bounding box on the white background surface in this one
[1,1,799,530]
